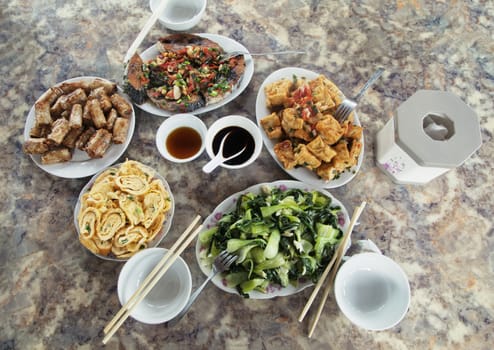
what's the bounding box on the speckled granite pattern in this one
[1,0,493,349]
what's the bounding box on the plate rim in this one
[254,67,364,189]
[131,33,255,117]
[195,179,351,299]
[23,76,136,179]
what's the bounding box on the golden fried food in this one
[260,74,363,181]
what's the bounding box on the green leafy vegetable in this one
[200,185,344,297]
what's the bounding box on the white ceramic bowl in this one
[205,115,263,170]
[334,253,410,331]
[150,0,207,31]
[117,248,192,324]
[156,113,207,163]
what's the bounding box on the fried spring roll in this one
[37,87,64,106]
[112,118,129,144]
[41,147,72,164]
[34,101,52,126]
[50,95,68,118]
[69,104,83,129]
[110,94,132,119]
[88,99,107,129]
[76,126,96,150]
[62,127,84,148]
[89,79,117,95]
[61,88,87,110]
[23,138,50,154]
[58,81,91,94]
[82,102,93,126]
[85,129,112,158]
[89,87,113,112]
[47,118,70,145]
[106,108,118,131]
[29,125,50,138]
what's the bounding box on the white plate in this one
[74,161,175,261]
[195,180,350,299]
[255,67,364,189]
[23,76,135,179]
[134,33,254,117]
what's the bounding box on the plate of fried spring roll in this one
[23,76,135,178]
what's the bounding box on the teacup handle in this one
[342,239,382,261]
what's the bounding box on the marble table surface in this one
[1,1,493,349]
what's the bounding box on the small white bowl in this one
[150,0,207,31]
[205,115,263,170]
[156,113,207,163]
[334,252,410,331]
[117,247,192,324]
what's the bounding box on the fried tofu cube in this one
[260,112,283,139]
[273,140,297,170]
[309,75,342,112]
[281,108,304,133]
[332,140,352,171]
[265,79,293,108]
[315,114,344,145]
[307,136,337,162]
[345,122,363,140]
[349,139,363,165]
[316,162,340,181]
[295,144,321,170]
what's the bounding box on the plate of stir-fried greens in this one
[196,180,350,299]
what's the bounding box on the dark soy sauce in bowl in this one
[212,126,255,165]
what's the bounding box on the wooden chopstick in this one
[298,202,366,322]
[123,0,170,63]
[102,215,202,344]
[307,202,367,338]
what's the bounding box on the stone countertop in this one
[1,1,493,349]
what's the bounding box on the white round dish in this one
[205,115,263,170]
[134,33,254,117]
[118,247,192,324]
[23,76,135,179]
[156,113,207,163]
[255,67,364,189]
[150,0,207,31]
[74,161,175,261]
[334,252,410,331]
[195,180,350,299]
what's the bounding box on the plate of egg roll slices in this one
[22,76,135,178]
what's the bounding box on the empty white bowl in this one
[205,115,263,170]
[156,113,207,163]
[150,0,207,31]
[334,252,410,331]
[117,247,192,324]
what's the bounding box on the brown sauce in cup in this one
[166,127,202,159]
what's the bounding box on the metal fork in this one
[167,250,237,326]
[334,67,385,123]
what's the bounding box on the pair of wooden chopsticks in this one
[102,215,203,344]
[123,0,170,63]
[298,201,367,338]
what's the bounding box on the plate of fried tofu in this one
[23,76,135,178]
[255,67,364,188]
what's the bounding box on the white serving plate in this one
[195,180,350,299]
[23,76,135,179]
[255,67,364,189]
[74,161,175,261]
[134,33,254,117]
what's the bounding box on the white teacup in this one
[334,243,410,331]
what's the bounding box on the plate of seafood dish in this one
[255,67,364,188]
[196,180,350,299]
[22,76,135,178]
[74,159,175,261]
[124,33,254,117]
